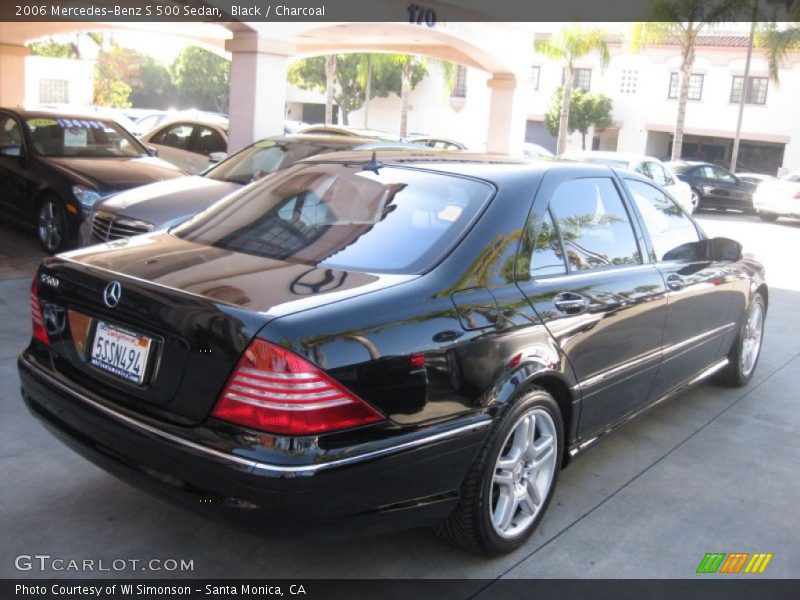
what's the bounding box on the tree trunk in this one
[557,64,574,155]
[400,63,410,138]
[325,54,335,125]
[672,24,696,161]
[363,56,372,129]
[581,131,587,150]
[341,108,349,126]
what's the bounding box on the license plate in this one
[90,321,152,385]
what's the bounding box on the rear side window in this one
[192,126,226,155]
[549,177,641,272]
[173,163,493,274]
[151,123,193,149]
[528,209,567,277]
[626,179,701,262]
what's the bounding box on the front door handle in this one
[666,274,686,291]
[553,292,588,314]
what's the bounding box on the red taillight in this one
[212,339,384,435]
[793,192,800,200]
[30,275,50,346]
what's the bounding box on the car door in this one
[146,122,196,172]
[0,113,31,221]
[622,177,738,400]
[188,125,227,174]
[695,165,751,210]
[516,168,668,438]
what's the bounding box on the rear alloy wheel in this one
[435,388,563,555]
[719,293,765,387]
[758,212,778,222]
[37,198,68,253]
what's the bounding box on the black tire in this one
[435,387,563,556]
[691,189,703,213]
[758,212,778,222]
[37,196,70,254]
[718,292,766,387]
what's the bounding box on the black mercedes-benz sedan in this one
[19,152,767,555]
[0,107,184,253]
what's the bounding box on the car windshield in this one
[25,116,145,158]
[204,140,339,184]
[173,162,494,274]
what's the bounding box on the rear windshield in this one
[173,163,494,274]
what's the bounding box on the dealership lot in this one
[1,213,799,581]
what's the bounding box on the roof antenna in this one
[362,151,383,174]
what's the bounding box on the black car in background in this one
[19,153,766,555]
[84,134,431,245]
[666,160,757,213]
[0,108,184,253]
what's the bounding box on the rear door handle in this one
[553,292,589,314]
[666,274,686,290]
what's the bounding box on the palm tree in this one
[758,22,800,83]
[324,54,335,124]
[366,54,455,137]
[629,0,749,161]
[535,27,610,155]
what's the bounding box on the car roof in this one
[296,149,617,180]
[256,134,430,150]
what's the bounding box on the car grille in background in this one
[92,211,155,242]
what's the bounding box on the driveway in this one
[1,213,798,580]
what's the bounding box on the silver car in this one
[82,135,430,246]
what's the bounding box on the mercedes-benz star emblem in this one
[103,281,122,308]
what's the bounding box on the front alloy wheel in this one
[38,199,67,253]
[691,190,701,213]
[435,388,563,555]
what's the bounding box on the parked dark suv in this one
[0,108,183,252]
[19,153,766,555]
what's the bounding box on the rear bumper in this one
[18,351,489,538]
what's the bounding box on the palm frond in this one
[756,23,800,83]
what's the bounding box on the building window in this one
[730,76,768,105]
[530,65,541,90]
[39,79,69,104]
[620,69,638,94]
[562,67,592,90]
[451,65,467,98]
[668,73,703,101]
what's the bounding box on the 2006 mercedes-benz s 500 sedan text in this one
[19,152,767,555]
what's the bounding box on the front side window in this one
[626,179,701,262]
[668,73,703,100]
[174,163,494,274]
[193,126,226,155]
[25,117,145,157]
[549,177,641,272]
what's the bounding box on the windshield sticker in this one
[27,118,57,127]
[64,127,88,147]
[255,140,277,148]
[57,118,105,129]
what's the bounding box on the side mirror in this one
[208,151,227,164]
[707,237,743,262]
[0,145,23,157]
[146,146,158,157]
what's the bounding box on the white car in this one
[753,171,800,222]
[737,172,776,186]
[560,151,694,213]
[522,142,555,159]
[139,118,229,174]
